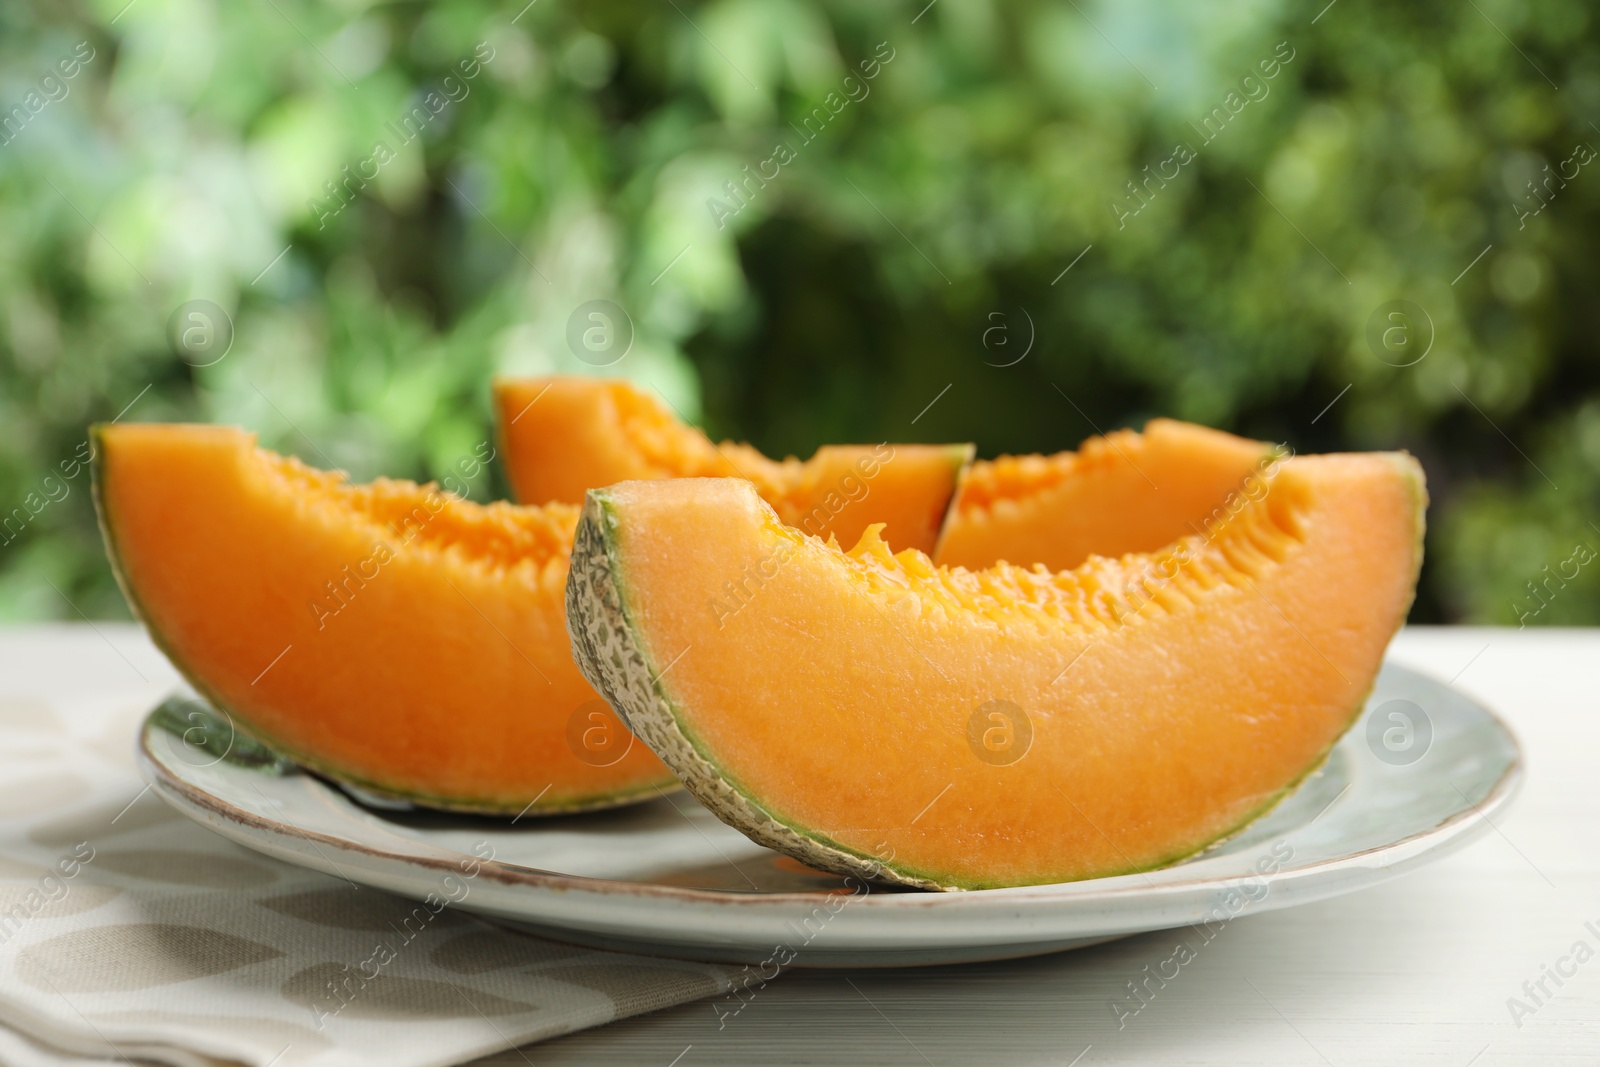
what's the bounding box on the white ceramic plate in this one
[138,661,1520,967]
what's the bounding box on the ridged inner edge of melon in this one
[952,427,1276,521]
[833,464,1310,638]
[255,448,581,579]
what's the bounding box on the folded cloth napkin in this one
[0,655,738,1067]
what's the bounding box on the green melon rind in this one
[566,455,1427,892]
[90,424,675,818]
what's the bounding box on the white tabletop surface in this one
[4,624,1593,1065]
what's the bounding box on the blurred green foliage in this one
[1,0,1597,624]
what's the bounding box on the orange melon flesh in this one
[495,376,972,555]
[94,423,675,814]
[568,453,1425,890]
[936,419,1276,573]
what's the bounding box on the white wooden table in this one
[6,625,1594,1065]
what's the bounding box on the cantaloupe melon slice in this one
[495,376,973,555]
[568,451,1426,890]
[936,419,1276,573]
[94,423,676,814]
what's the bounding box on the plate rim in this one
[136,661,1525,911]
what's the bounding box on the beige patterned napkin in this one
[0,684,738,1067]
